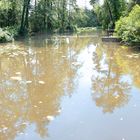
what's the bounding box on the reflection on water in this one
[92,43,131,113]
[0,34,140,140]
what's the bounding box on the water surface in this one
[0,33,140,140]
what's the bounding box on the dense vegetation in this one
[90,0,127,29]
[115,5,140,44]
[0,0,97,36]
[90,0,140,44]
[0,28,13,43]
[0,0,140,44]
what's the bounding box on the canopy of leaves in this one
[115,5,140,44]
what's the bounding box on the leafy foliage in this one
[76,8,98,28]
[0,0,21,28]
[90,0,127,29]
[115,5,140,44]
[0,28,13,43]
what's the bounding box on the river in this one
[0,33,140,140]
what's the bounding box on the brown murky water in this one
[0,33,140,140]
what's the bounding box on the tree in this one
[115,5,140,44]
[0,0,20,27]
[76,8,98,27]
[90,0,127,29]
[19,0,31,35]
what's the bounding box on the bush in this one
[115,5,140,44]
[3,26,19,37]
[0,28,13,43]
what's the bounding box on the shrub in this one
[115,5,140,44]
[4,26,19,37]
[0,28,13,43]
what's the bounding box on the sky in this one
[77,0,92,9]
[77,0,103,9]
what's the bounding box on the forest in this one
[0,0,140,44]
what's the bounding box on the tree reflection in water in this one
[0,36,93,140]
[91,43,131,113]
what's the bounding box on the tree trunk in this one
[46,0,53,32]
[61,0,66,32]
[24,0,30,29]
[105,0,115,29]
[43,0,47,29]
[19,0,30,35]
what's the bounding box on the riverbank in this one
[0,27,96,43]
[0,27,139,48]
